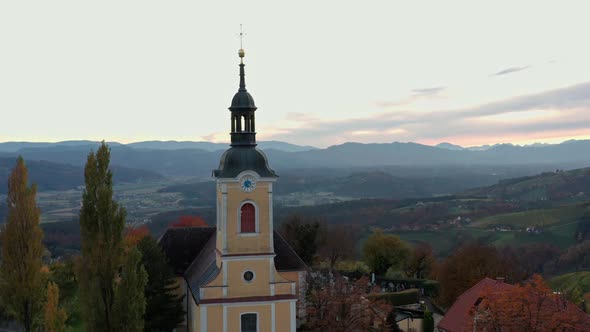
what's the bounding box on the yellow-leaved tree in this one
[44,282,67,332]
[0,157,45,332]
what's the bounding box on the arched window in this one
[241,313,257,332]
[240,203,256,233]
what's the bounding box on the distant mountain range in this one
[0,139,588,178]
[0,140,317,153]
[435,140,580,151]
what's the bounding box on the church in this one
[159,47,307,332]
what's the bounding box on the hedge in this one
[369,288,420,306]
[422,280,440,297]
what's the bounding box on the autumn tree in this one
[279,215,324,265]
[557,240,590,272]
[124,225,151,248]
[404,243,435,279]
[0,157,45,332]
[471,275,590,331]
[169,215,208,228]
[77,142,147,332]
[362,229,411,275]
[307,274,392,331]
[319,224,358,271]
[435,243,522,308]
[137,235,185,331]
[501,243,561,276]
[44,282,67,332]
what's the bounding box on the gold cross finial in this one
[240,24,245,49]
[238,24,246,62]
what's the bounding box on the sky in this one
[1,1,589,148]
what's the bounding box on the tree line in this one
[0,143,184,332]
[279,214,590,331]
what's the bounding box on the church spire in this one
[229,40,257,147]
[238,48,246,91]
[214,34,278,179]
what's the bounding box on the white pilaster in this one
[290,301,296,332]
[268,183,274,252]
[271,303,276,332]
[200,306,207,332]
[223,305,227,332]
[221,184,228,254]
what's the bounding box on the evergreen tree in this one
[423,309,434,332]
[137,236,185,332]
[113,248,148,332]
[0,157,45,332]
[44,282,67,332]
[77,142,146,331]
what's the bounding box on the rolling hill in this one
[463,167,590,203]
[0,157,163,194]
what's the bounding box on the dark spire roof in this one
[213,146,277,178]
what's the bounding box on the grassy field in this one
[471,203,588,228]
[487,221,578,248]
[549,271,590,311]
[550,271,590,293]
[396,221,579,256]
[397,229,491,256]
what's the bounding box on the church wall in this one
[194,303,294,332]
[275,301,295,332]
[226,259,272,297]
[278,271,299,282]
[273,281,293,295]
[227,304,272,332]
[201,285,224,299]
[206,305,223,331]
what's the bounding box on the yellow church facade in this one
[159,48,306,332]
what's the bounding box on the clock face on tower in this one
[240,175,256,192]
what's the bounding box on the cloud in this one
[492,66,530,76]
[284,112,319,122]
[375,86,445,108]
[412,86,445,95]
[261,82,590,147]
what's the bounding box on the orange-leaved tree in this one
[434,243,521,308]
[124,225,150,248]
[169,215,208,228]
[471,274,590,332]
[404,242,436,279]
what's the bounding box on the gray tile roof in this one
[159,226,306,304]
[159,226,306,276]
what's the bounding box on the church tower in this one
[183,47,301,332]
[158,44,306,332]
[213,47,278,257]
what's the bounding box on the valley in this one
[1,140,589,263]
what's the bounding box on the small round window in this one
[243,271,254,282]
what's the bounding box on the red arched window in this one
[240,203,256,233]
